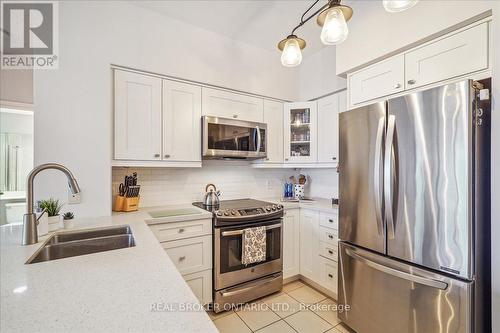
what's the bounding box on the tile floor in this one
[207,280,354,333]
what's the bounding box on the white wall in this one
[112,163,338,207]
[299,47,346,101]
[33,0,301,218]
[336,0,495,74]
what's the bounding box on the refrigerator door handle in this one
[384,115,396,239]
[345,248,448,290]
[373,117,385,236]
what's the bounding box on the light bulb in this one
[383,0,419,12]
[281,38,303,67]
[320,8,349,45]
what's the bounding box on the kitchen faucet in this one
[22,163,81,245]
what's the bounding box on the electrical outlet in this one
[68,189,81,204]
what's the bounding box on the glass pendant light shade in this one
[383,0,419,13]
[320,7,349,45]
[280,37,303,67]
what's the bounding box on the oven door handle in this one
[221,223,282,237]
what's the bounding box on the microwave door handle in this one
[255,126,261,152]
[221,223,282,237]
[384,115,396,239]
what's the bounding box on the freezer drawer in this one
[338,242,472,333]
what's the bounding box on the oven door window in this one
[219,224,281,274]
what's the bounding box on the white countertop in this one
[0,204,217,333]
[259,197,339,213]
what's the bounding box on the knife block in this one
[113,196,140,212]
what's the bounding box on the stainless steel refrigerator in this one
[338,79,491,333]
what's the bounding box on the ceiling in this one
[130,0,340,55]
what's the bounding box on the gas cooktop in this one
[192,199,283,226]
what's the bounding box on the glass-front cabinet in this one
[284,102,317,163]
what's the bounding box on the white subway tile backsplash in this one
[112,161,338,207]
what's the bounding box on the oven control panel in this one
[215,204,283,218]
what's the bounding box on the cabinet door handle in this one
[328,274,334,278]
[394,83,401,89]
[233,114,238,119]
[328,234,334,239]
[407,79,416,85]
[179,256,186,261]
[328,250,334,255]
[178,228,185,233]
[154,154,160,158]
[332,157,337,160]
[328,219,334,223]
[164,154,170,158]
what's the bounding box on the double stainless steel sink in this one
[26,225,135,264]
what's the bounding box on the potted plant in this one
[39,198,63,231]
[62,212,75,229]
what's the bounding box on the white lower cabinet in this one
[184,269,212,305]
[283,209,300,279]
[150,219,212,305]
[299,209,320,281]
[291,208,339,296]
[318,257,338,296]
[161,235,212,275]
[149,219,212,242]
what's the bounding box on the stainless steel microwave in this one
[202,116,267,160]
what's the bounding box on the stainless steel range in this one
[193,199,284,312]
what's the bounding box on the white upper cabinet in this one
[284,102,318,163]
[162,80,202,162]
[317,93,340,163]
[348,54,405,106]
[114,70,162,160]
[202,87,264,122]
[347,21,490,107]
[262,100,283,163]
[405,22,488,90]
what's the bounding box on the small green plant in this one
[39,198,63,217]
[63,212,74,220]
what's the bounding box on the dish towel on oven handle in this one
[241,226,267,265]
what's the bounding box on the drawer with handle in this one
[149,219,212,242]
[319,212,338,230]
[319,226,338,245]
[320,256,338,294]
[319,241,338,262]
[161,235,212,275]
